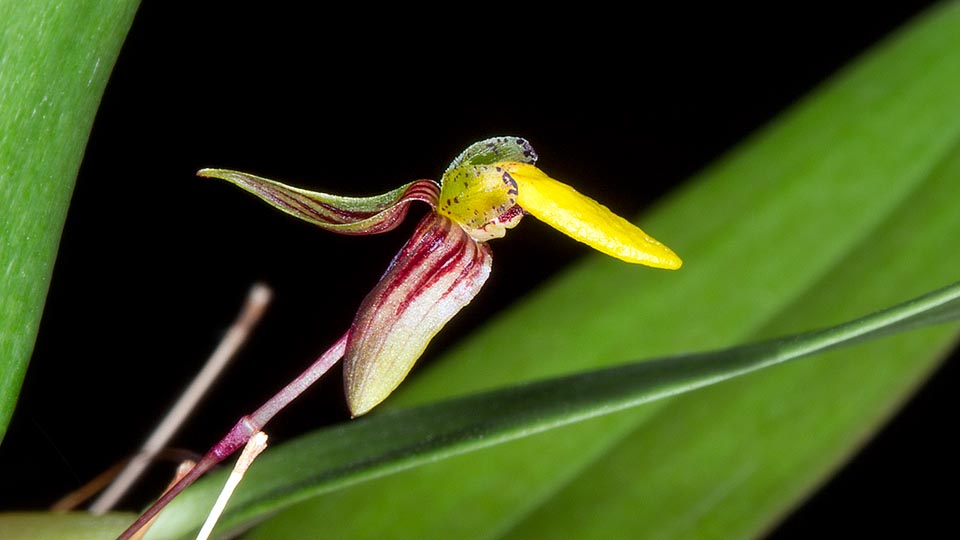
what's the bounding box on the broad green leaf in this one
[0,512,135,540]
[500,128,960,540]
[144,279,960,539]
[0,1,140,443]
[241,4,960,540]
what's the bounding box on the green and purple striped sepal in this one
[198,168,440,235]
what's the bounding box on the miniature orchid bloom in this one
[117,137,681,539]
[201,137,681,415]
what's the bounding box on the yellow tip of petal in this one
[508,163,682,269]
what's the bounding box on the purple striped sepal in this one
[201,167,492,416]
[344,212,492,415]
[198,168,440,235]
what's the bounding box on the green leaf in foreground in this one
[0,1,140,443]
[0,512,136,540]
[144,278,960,539]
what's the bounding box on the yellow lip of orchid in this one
[505,162,683,269]
[438,137,682,269]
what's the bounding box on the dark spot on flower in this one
[502,171,518,194]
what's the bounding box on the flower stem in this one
[92,283,273,514]
[117,331,349,540]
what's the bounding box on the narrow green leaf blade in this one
[144,278,960,539]
[0,1,140,443]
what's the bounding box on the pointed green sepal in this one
[199,169,439,235]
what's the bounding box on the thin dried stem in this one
[53,450,199,511]
[52,460,128,512]
[195,432,268,540]
[91,283,273,514]
[117,331,349,540]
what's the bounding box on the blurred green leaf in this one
[0,512,136,540]
[0,1,140,443]
[499,134,960,540]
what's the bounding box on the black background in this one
[2,2,956,538]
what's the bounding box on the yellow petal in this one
[507,163,682,269]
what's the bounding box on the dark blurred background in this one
[2,2,955,538]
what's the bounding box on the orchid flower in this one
[202,136,681,415]
[117,137,681,539]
